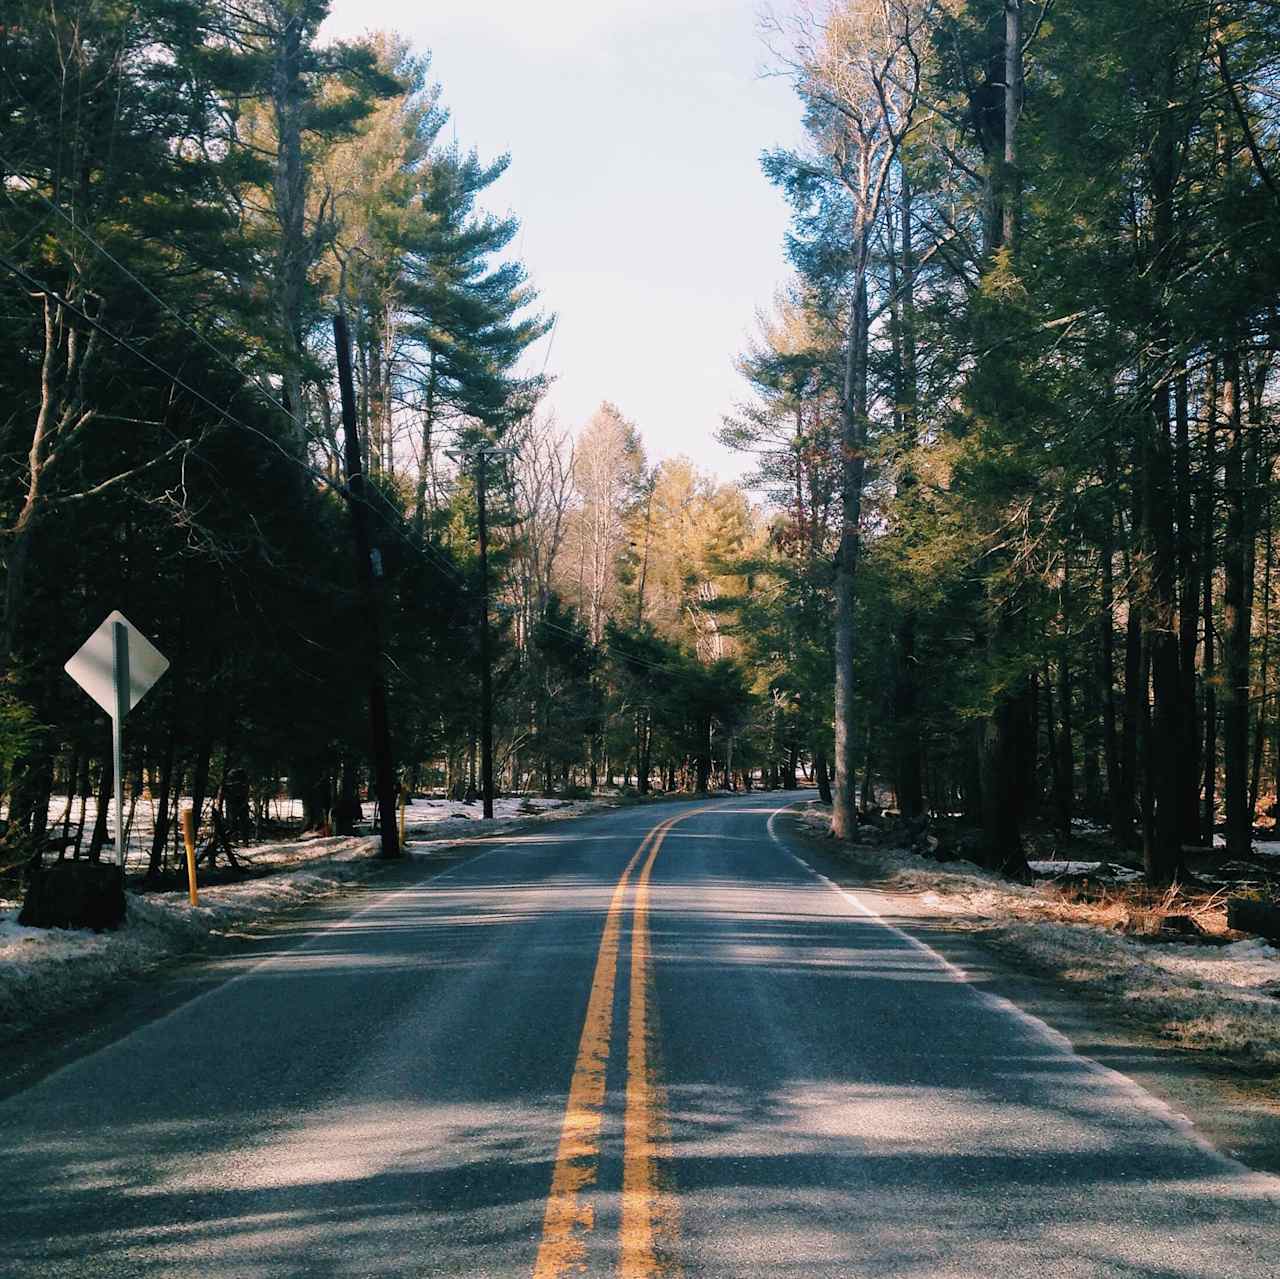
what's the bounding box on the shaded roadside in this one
[774,805,1280,1178]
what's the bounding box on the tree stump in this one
[1227,897,1280,943]
[19,859,126,931]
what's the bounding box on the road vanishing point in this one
[1,795,1277,1276]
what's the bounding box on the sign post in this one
[65,612,169,867]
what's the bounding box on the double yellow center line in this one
[533,809,697,1278]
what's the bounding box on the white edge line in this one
[766,803,1280,1200]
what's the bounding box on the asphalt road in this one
[0,794,1276,1277]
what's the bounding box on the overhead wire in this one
[4,119,695,717]
[528,613,695,680]
[3,172,692,682]
[0,160,338,461]
[5,201,550,579]
[0,250,349,491]
[0,213,481,593]
[2,154,565,529]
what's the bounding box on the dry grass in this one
[1039,883,1235,939]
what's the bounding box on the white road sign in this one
[65,610,168,719]
[64,611,169,867]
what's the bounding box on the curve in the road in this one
[1,793,1276,1278]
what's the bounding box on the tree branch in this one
[1215,39,1280,204]
[49,439,191,507]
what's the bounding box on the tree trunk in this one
[1057,550,1074,832]
[1143,377,1187,883]
[972,3,1030,873]
[188,719,213,845]
[1251,489,1272,819]
[147,721,178,877]
[272,5,310,436]
[1174,365,1201,842]
[1001,0,1024,249]
[637,708,652,795]
[1100,483,1122,831]
[336,756,359,835]
[815,749,833,804]
[695,749,711,795]
[1118,564,1142,847]
[894,611,924,819]
[1198,356,1218,841]
[979,694,1025,874]
[833,274,870,839]
[962,722,984,821]
[860,719,875,813]
[1222,352,1252,859]
[88,748,113,862]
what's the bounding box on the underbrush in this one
[1040,882,1233,939]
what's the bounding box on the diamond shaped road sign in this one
[65,610,169,720]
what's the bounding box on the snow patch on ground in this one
[0,836,380,1036]
[794,805,1280,1066]
[35,793,594,870]
[1027,859,1145,882]
[1,797,612,1042]
[993,919,1280,1060]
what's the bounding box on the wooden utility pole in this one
[449,442,512,820]
[334,310,400,858]
[476,451,495,820]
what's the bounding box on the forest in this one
[724,0,1280,884]
[0,0,770,883]
[2,0,1280,892]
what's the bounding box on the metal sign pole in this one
[112,622,129,867]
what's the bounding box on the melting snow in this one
[1,796,610,1040]
[1027,860,1145,882]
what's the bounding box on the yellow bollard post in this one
[180,807,199,907]
[398,784,407,851]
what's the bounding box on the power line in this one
[2,195,689,681]
[0,172,569,597]
[0,162,336,460]
[532,614,698,680]
[0,251,346,498]
[0,186,444,553]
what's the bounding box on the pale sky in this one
[321,0,803,482]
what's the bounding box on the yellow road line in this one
[532,829,656,1278]
[534,808,700,1278]
[620,815,684,1278]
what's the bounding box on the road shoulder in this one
[0,819,537,1102]
[772,808,1280,1178]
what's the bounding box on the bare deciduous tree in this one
[567,403,645,643]
[510,411,576,643]
[766,0,933,836]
